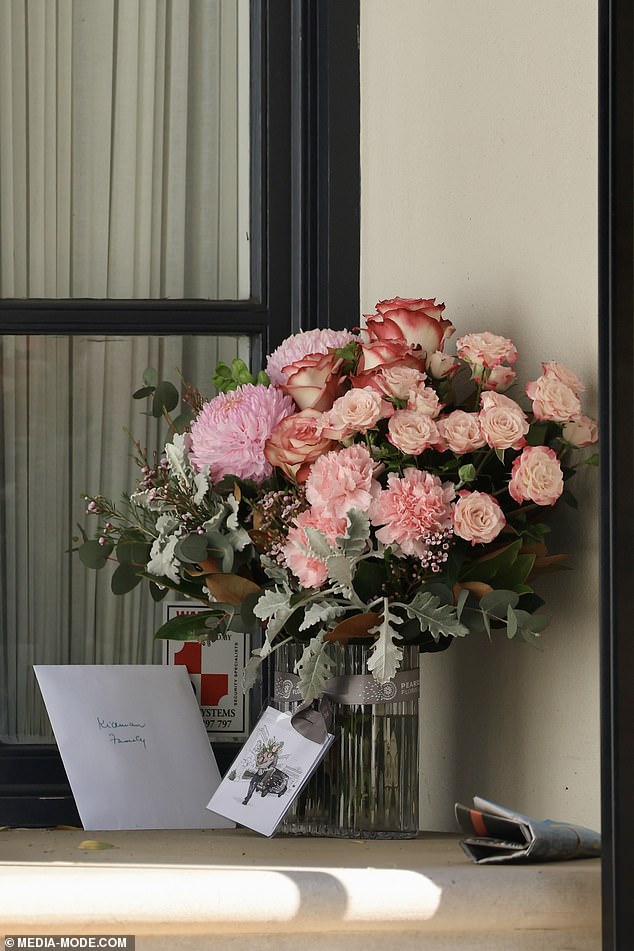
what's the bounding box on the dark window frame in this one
[599,0,634,947]
[0,0,360,826]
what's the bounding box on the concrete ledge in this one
[0,829,601,950]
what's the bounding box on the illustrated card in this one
[34,664,235,830]
[206,705,335,837]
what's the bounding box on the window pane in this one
[0,333,251,742]
[0,0,250,300]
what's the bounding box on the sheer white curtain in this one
[0,0,252,741]
[0,0,249,299]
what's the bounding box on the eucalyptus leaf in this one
[111,562,143,595]
[116,539,150,566]
[152,380,179,418]
[132,385,155,400]
[149,582,168,602]
[174,533,209,565]
[142,367,158,387]
[78,539,113,570]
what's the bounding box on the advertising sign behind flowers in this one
[79,297,598,703]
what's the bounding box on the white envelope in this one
[34,664,234,830]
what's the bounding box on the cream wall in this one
[360,0,600,830]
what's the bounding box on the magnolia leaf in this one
[366,603,404,684]
[149,582,168,602]
[453,581,494,601]
[460,539,522,584]
[493,553,536,591]
[406,591,469,640]
[154,610,228,641]
[298,601,345,632]
[205,573,261,606]
[326,612,381,641]
[295,634,335,701]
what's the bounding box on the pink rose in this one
[541,360,585,395]
[367,365,427,400]
[437,410,486,454]
[355,338,426,377]
[388,410,441,455]
[508,445,564,506]
[283,509,347,589]
[562,415,599,448]
[453,491,506,545]
[322,387,393,440]
[427,350,460,380]
[364,296,455,361]
[282,351,345,413]
[526,374,581,422]
[406,383,442,417]
[456,331,518,369]
[483,365,516,393]
[479,391,529,450]
[264,409,336,482]
[305,443,381,519]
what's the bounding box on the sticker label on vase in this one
[162,602,250,742]
[207,705,335,837]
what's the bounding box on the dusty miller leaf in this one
[338,509,371,556]
[304,527,334,560]
[406,591,469,640]
[298,600,345,632]
[295,634,336,702]
[366,600,404,684]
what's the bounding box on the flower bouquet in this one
[80,296,598,836]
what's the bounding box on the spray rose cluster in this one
[80,296,598,696]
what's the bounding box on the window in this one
[0,0,360,825]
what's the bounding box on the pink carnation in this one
[189,384,294,484]
[283,509,347,588]
[369,468,455,558]
[305,443,381,519]
[265,328,357,385]
[508,445,564,506]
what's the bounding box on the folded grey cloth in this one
[455,796,601,864]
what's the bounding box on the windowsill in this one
[0,828,601,950]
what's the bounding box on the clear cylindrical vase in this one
[274,641,420,838]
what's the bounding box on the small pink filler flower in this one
[189,384,294,484]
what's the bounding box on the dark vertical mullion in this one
[599,0,634,947]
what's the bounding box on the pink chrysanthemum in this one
[266,328,357,385]
[189,384,294,484]
[369,468,456,559]
[305,443,381,519]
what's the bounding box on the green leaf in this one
[143,367,158,387]
[584,453,599,467]
[111,562,143,595]
[458,463,477,484]
[231,358,254,385]
[152,381,179,418]
[562,489,578,508]
[460,539,522,584]
[255,370,270,386]
[116,539,150,566]
[132,385,155,400]
[494,447,506,464]
[240,590,265,634]
[491,553,536,591]
[154,610,229,641]
[149,582,168,602]
[78,539,113,569]
[174,533,209,565]
[171,406,195,433]
[526,422,549,446]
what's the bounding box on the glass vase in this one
[274,641,420,838]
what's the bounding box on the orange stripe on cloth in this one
[469,809,488,837]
